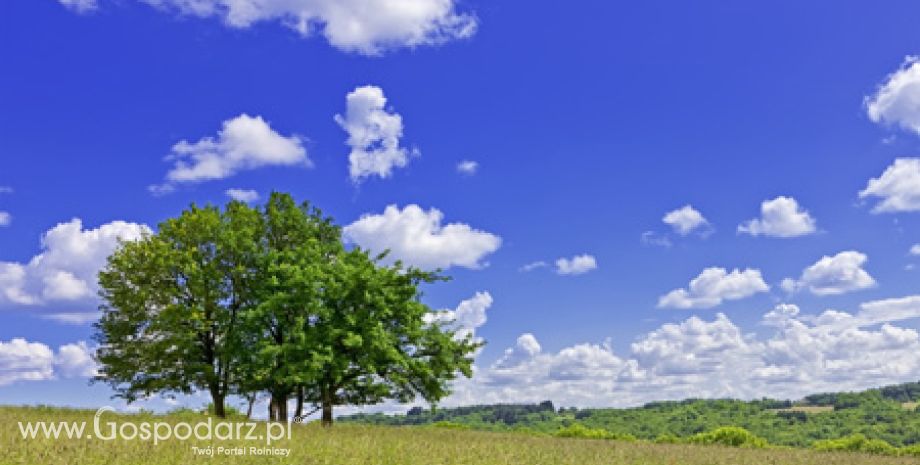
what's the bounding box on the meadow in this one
[1,406,917,465]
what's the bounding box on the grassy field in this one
[1,406,917,465]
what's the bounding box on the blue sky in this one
[3,0,920,412]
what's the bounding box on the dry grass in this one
[0,406,915,465]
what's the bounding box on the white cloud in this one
[866,57,920,135]
[441,294,920,408]
[79,0,476,55]
[152,114,308,192]
[0,338,54,386]
[54,342,98,378]
[0,219,150,306]
[0,187,12,194]
[424,291,493,342]
[343,204,500,270]
[783,251,876,296]
[630,313,752,378]
[911,244,920,256]
[762,303,801,327]
[856,295,920,326]
[519,261,548,272]
[738,196,817,237]
[0,212,10,227]
[662,205,710,236]
[58,0,97,13]
[658,267,769,309]
[456,160,478,175]
[859,158,920,213]
[225,188,260,203]
[0,338,99,386]
[555,254,598,276]
[335,86,415,182]
[41,312,101,326]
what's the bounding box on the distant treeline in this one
[340,381,920,448]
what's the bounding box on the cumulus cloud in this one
[424,291,493,342]
[0,219,150,306]
[866,57,920,135]
[658,267,769,309]
[762,303,801,327]
[225,188,260,203]
[662,205,710,236]
[781,251,876,296]
[151,114,308,193]
[555,254,598,276]
[738,196,817,237]
[61,0,476,55]
[859,158,920,213]
[54,341,98,378]
[912,244,920,256]
[343,204,500,270]
[335,86,415,182]
[0,338,96,386]
[456,160,478,175]
[0,338,54,386]
[438,294,920,408]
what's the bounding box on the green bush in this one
[899,444,920,457]
[432,421,471,430]
[553,423,636,441]
[688,427,768,448]
[812,434,897,455]
[654,433,681,444]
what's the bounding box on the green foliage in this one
[433,421,472,429]
[687,427,767,448]
[554,423,637,441]
[341,380,920,449]
[654,433,681,444]
[812,434,898,455]
[95,192,478,423]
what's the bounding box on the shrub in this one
[900,444,920,457]
[432,421,471,430]
[553,423,636,441]
[688,427,768,448]
[812,434,898,455]
[654,433,681,444]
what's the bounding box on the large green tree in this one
[95,192,479,423]
[95,201,262,417]
[300,249,481,426]
[237,193,342,422]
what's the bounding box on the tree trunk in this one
[270,392,288,422]
[279,395,288,422]
[321,401,333,427]
[295,387,304,419]
[321,387,333,427]
[210,387,226,418]
[245,394,255,419]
